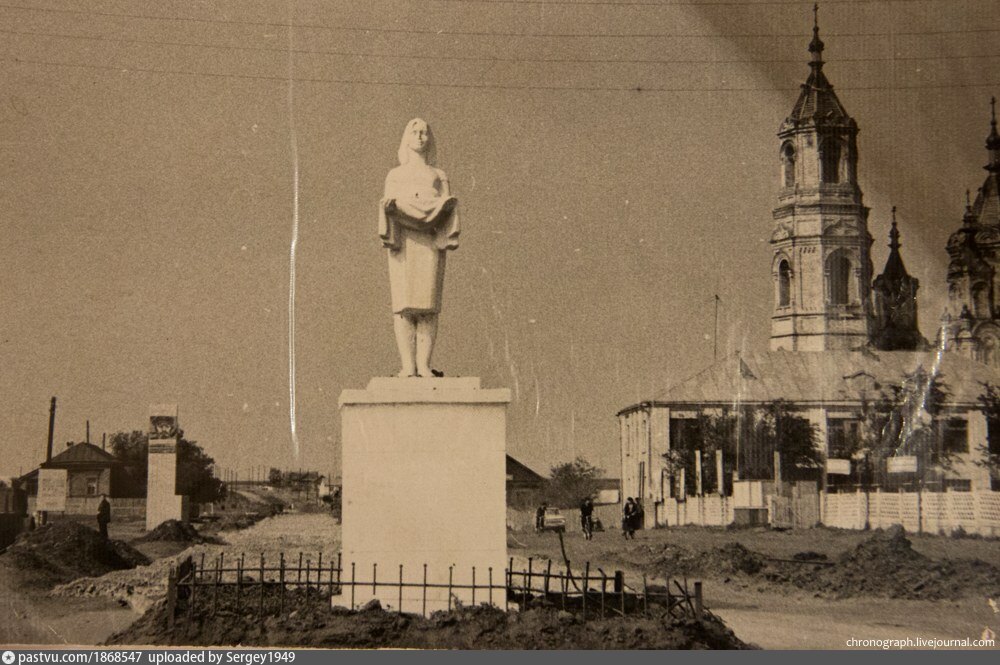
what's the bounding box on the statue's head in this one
[398,118,436,166]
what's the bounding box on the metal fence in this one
[165,551,704,626]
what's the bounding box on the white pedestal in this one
[337,377,510,614]
[146,440,188,530]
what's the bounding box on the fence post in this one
[258,553,265,621]
[279,552,286,614]
[504,567,509,612]
[317,553,323,596]
[615,570,625,619]
[488,567,493,607]
[166,565,177,631]
[398,564,404,615]
[350,562,356,610]
[305,559,311,603]
[600,572,606,618]
[236,555,242,614]
[693,581,703,619]
[298,552,304,584]
[189,561,197,617]
[642,575,648,614]
[448,566,454,612]
[422,564,428,617]
[337,552,342,586]
[373,563,378,596]
[212,556,220,615]
[582,562,589,620]
[544,560,552,597]
[329,560,335,598]
[527,558,533,602]
[471,566,476,607]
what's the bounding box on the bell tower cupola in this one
[770,5,874,351]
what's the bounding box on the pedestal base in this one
[146,444,188,530]
[337,377,510,614]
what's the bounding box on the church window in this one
[828,253,851,305]
[820,138,841,184]
[778,259,792,307]
[972,283,990,318]
[781,143,796,187]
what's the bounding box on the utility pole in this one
[713,294,721,360]
[86,420,90,445]
[46,397,57,462]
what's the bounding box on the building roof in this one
[619,350,1000,413]
[506,455,545,485]
[41,442,118,468]
[783,22,852,129]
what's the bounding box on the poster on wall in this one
[37,468,68,511]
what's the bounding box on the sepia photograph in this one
[1,0,999,652]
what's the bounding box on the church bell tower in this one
[769,8,874,351]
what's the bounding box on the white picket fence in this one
[651,490,1000,536]
[822,490,1000,536]
[658,495,735,527]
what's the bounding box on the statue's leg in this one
[415,314,438,377]
[393,313,417,377]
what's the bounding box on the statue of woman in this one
[378,118,460,377]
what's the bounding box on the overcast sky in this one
[1,0,998,481]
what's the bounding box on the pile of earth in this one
[107,591,751,649]
[767,525,1000,600]
[613,542,764,578]
[0,521,149,590]
[137,520,209,543]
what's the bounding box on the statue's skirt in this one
[388,227,446,315]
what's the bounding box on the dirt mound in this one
[763,527,1000,600]
[137,520,204,543]
[0,521,149,590]
[698,543,764,576]
[791,551,828,562]
[107,589,751,649]
[620,542,764,578]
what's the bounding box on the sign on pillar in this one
[145,405,188,530]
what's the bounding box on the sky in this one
[1,0,998,482]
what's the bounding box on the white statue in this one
[378,118,460,378]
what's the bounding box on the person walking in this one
[97,494,111,540]
[579,496,594,540]
[622,497,636,540]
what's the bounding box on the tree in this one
[543,457,602,508]
[760,400,822,481]
[976,382,1000,486]
[109,430,225,503]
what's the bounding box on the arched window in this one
[778,259,792,307]
[828,253,851,305]
[781,143,796,188]
[820,139,841,184]
[973,283,991,318]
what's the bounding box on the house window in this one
[86,476,99,496]
[827,418,859,457]
[778,259,792,307]
[781,143,796,188]
[820,139,841,184]
[827,253,852,305]
[938,418,969,454]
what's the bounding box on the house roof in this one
[41,442,118,468]
[506,455,545,484]
[619,350,1000,414]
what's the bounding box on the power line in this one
[2,3,998,40]
[6,54,999,93]
[4,26,999,66]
